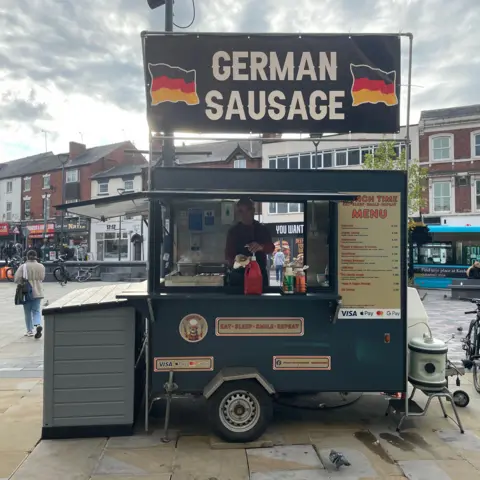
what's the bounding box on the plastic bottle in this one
[244,254,263,295]
[295,269,306,294]
[283,266,294,294]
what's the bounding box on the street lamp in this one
[147,0,166,8]
[42,192,52,260]
[57,153,69,245]
[117,188,126,261]
[310,133,323,170]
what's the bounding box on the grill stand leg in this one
[162,371,177,443]
[387,387,465,434]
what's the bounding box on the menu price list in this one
[337,193,401,310]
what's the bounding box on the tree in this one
[362,141,428,215]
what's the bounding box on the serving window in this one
[165,197,336,292]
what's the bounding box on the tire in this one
[53,267,67,285]
[5,268,15,282]
[473,323,480,394]
[453,390,470,408]
[207,380,273,443]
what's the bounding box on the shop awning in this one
[55,190,358,221]
[55,193,150,221]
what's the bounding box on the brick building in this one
[419,105,480,225]
[0,141,144,251]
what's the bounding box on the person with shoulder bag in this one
[14,250,45,338]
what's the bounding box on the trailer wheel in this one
[208,380,273,443]
[453,390,470,408]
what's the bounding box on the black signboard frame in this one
[142,32,402,135]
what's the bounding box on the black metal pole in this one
[161,0,175,275]
[118,215,122,261]
[60,163,65,244]
[147,0,175,294]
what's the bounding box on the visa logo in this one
[157,361,173,367]
[342,310,357,317]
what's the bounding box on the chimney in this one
[69,141,86,159]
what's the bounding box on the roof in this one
[68,142,128,167]
[420,105,480,121]
[91,163,147,180]
[0,152,61,180]
[174,140,262,165]
[0,141,132,180]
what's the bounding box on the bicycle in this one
[461,298,480,393]
[53,255,99,285]
[5,256,22,282]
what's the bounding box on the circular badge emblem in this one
[179,314,208,343]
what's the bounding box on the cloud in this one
[0,0,479,160]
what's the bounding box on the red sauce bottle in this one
[244,254,263,295]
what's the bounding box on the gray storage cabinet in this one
[42,305,136,439]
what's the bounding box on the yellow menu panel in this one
[337,192,401,317]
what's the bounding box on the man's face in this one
[237,204,254,224]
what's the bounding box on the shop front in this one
[24,222,56,246]
[90,216,147,261]
[265,222,304,265]
[55,217,90,248]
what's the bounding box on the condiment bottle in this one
[283,266,294,294]
[295,269,306,294]
[244,254,263,295]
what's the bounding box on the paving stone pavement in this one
[0,280,118,378]
[2,281,480,479]
[421,289,475,365]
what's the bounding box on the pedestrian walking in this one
[273,248,286,283]
[14,250,45,338]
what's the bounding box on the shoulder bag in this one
[14,263,34,305]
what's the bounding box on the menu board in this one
[338,192,401,318]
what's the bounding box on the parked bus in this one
[414,225,480,288]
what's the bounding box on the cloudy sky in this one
[0,0,478,161]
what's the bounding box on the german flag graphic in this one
[148,63,200,106]
[350,64,398,107]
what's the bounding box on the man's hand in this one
[247,242,263,253]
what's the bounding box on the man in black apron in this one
[225,198,275,288]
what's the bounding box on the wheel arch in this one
[203,367,275,399]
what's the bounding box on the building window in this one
[473,133,480,158]
[348,149,360,165]
[288,155,299,169]
[299,154,311,169]
[66,169,79,183]
[269,203,304,214]
[335,151,347,167]
[475,181,480,210]
[24,177,31,192]
[124,180,134,191]
[43,174,50,189]
[312,151,322,169]
[361,146,373,163]
[233,159,246,168]
[6,181,12,194]
[95,231,128,261]
[6,202,12,221]
[431,136,452,161]
[24,200,31,219]
[269,158,276,169]
[98,183,109,195]
[277,156,288,169]
[323,152,333,168]
[432,181,451,212]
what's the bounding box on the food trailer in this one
[41,32,415,442]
